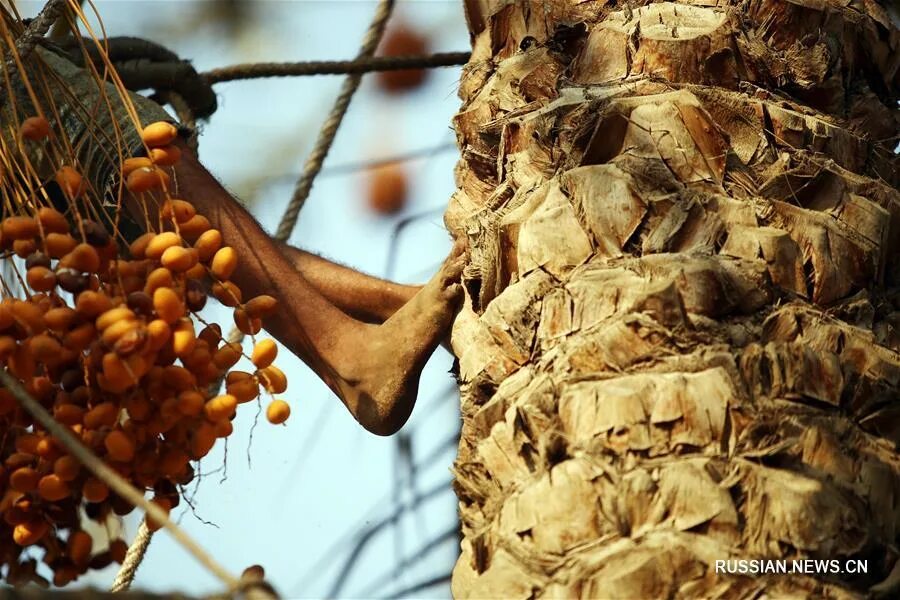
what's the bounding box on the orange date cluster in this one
[0,119,289,586]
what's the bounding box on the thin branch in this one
[0,588,205,600]
[251,142,457,191]
[358,526,458,597]
[202,52,471,84]
[384,574,453,599]
[385,205,447,280]
[325,479,451,598]
[320,142,457,178]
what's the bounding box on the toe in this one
[449,237,468,259]
[436,242,467,286]
[441,260,465,287]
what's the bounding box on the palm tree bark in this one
[446,0,900,597]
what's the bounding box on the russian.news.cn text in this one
[715,559,867,576]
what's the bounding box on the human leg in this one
[276,244,419,324]
[135,139,463,435]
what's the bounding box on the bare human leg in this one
[276,244,419,324]
[126,139,464,435]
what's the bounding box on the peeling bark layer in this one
[447,0,900,597]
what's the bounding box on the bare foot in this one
[158,139,463,435]
[328,239,466,435]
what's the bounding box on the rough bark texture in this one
[446,0,900,597]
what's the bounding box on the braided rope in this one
[110,521,153,592]
[215,0,397,381]
[0,0,69,106]
[8,0,68,63]
[202,52,469,84]
[274,0,396,241]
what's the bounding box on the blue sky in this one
[14,1,471,597]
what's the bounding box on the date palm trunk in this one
[445,0,900,597]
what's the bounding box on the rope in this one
[96,0,396,592]
[0,0,69,107]
[110,521,154,592]
[0,370,242,592]
[158,89,199,153]
[274,0,395,241]
[7,0,68,64]
[1,0,409,595]
[202,52,470,84]
[212,0,397,392]
[48,0,84,40]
